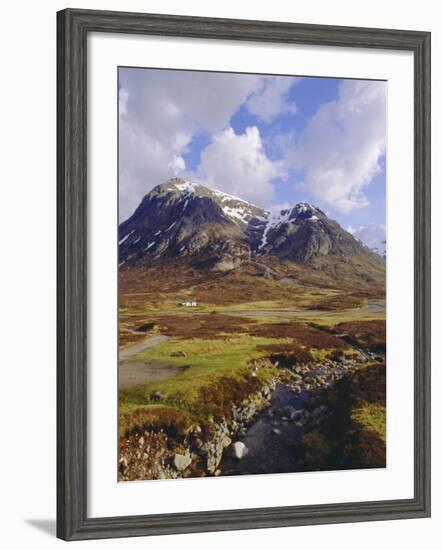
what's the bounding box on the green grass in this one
[120,335,287,423]
[352,403,386,442]
[131,336,286,393]
[118,304,385,439]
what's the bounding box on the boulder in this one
[173,452,192,472]
[232,441,248,459]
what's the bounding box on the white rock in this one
[173,452,191,472]
[232,441,248,459]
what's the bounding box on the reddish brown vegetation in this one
[349,363,386,407]
[250,322,349,350]
[119,260,386,311]
[119,264,302,307]
[119,406,194,439]
[303,363,386,471]
[343,428,386,468]
[256,342,313,365]
[334,320,386,352]
[314,294,364,311]
[193,372,263,422]
[119,332,145,347]
[154,313,256,339]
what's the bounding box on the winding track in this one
[119,334,180,389]
[119,334,169,361]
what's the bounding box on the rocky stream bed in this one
[119,347,383,481]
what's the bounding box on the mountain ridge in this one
[119,178,385,283]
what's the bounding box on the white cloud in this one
[119,69,264,220]
[246,77,299,122]
[119,70,303,220]
[119,88,128,116]
[290,80,386,213]
[168,155,186,175]
[348,223,386,255]
[196,126,281,206]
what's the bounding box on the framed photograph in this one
[57,8,431,541]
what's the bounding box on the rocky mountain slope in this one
[119,178,385,282]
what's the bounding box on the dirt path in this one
[119,359,188,389]
[119,334,169,361]
[226,302,385,319]
[119,334,186,389]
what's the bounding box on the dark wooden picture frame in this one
[57,8,431,541]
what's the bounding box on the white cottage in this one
[180,299,197,307]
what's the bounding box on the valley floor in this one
[118,266,386,481]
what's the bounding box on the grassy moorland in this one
[119,336,284,431]
[118,264,386,479]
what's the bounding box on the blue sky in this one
[119,68,386,249]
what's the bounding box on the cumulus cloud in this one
[168,155,186,175]
[246,77,299,122]
[290,80,386,213]
[196,126,281,206]
[119,69,302,220]
[348,223,386,255]
[119,68,385,223]
[119,69,263,220]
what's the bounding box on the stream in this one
[220,384,314,476]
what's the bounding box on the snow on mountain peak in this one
[174,180,199,193]
[292,201,318,215]
[158,179,324,230]
[163,178,266,225]
[120,179,385,278]
[258,202,322,250]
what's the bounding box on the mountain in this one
[119,178,385,283]
[258,203,365,262]
[119,179,267,271]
